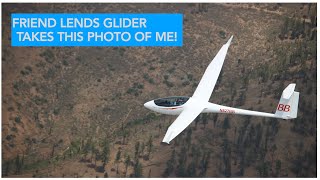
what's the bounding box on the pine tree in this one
[199,151,211,177]
[270,144,277,176]
[140,142,145,157]
[15,155,21,174]
[3,160,11,176]
[101,140,110,171]
[202,114,208,128]
[83,139,92,160]
[133,160,143,177]
[185,128,192,149]
[162,149,176,177]
[134,141,140,160]
[115,149,121,174]
[275,160,281,177]
[186,161,196,177]
[90,142,96,163]
[176,146,187,177]
[195,117,199,129]
[125,155,131,177]
[223,117,230,130]
[147,136,153,158]
[213,114,218,127]
[94,148,100,167]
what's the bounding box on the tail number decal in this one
[277,104,290,112]
[220,109,235,114]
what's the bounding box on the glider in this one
[144,36,299,144]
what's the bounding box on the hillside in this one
[2,3,317,177]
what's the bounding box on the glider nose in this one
[144,101,154,109]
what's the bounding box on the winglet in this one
[226,35,233,45]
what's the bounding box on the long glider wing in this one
[162,104,204,144]
[162,36,233,144]
[192,36,233,102]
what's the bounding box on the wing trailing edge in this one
[162,104,204,144]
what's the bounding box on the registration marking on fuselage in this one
[220,109,235,114]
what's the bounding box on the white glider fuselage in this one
[144,97,277,118]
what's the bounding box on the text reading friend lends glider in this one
[144,36,299,144]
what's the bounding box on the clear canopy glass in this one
[154,96,190,107]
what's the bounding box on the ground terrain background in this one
[2,3,317,177]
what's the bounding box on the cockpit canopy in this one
[154,96,190,107]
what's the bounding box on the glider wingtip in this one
[162,140,170,145]
[226,35,233,45]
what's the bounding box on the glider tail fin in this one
[275,83,299,119]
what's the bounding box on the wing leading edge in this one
[192,36,233,102]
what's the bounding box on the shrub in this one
[219,31,226,39]
[137,84,144,89]
[25,66,32,72]
[148,78,155,84]
[53,108,60,115]
[182,81,190,86]
[11,127,18,132]
[187,74,193,81]
[62,60,69,66]
[164,80,174,87]
[40,49,54,63]
[33,96,48,105]
[149,66,156,70]
[20,70,29,76]
[15,116,21,123]
[6,135,14,141]
[168,67,175,74]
